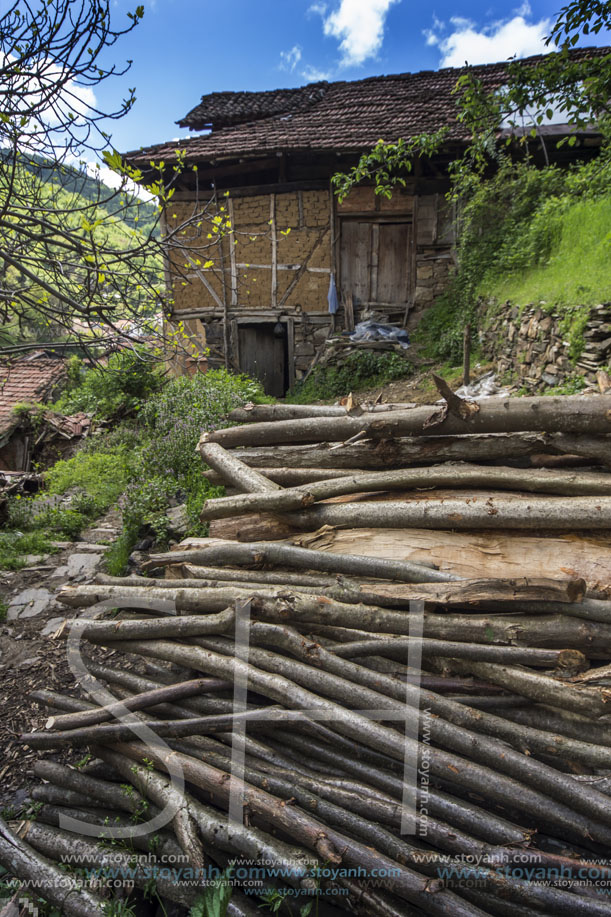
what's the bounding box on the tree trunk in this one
[201,464,611,521]
[219,432,611,471]
[142,539,458,583]
[201,394,611,448]
[200,441,281,493]
[285,495,611,531]
[227,402,418,422]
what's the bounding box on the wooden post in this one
[463,323,471,387]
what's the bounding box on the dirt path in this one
[0,509,122,810]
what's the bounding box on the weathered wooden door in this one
[340,220,412,307]
[238,323,287,397]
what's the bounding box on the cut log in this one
[285,495,611,531]
[446,660,611,718]
[289,526,611,584]
[220,433,611,471]
[332,637,585,668]
[200,441,281,493]
[0,818,105,917]
[45,676,231,732]
[227,402,418,422]
[200,464,611,521]
[200,394,611,447]
[143,539,458,583]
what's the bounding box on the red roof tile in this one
[0,357,67,438]
[126,48,608,166]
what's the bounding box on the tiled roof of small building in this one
[127,48,607,166]
[0,356,67,438]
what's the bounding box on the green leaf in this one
[189,866,233,917]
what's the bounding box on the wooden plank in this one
[340,221,370,305]
[377,223,408,303]
[227,199,238,307]
[370,223,379,300]
[287,316,295,388]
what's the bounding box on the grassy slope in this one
[486,195,611,307]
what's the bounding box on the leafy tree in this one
[0,0,224,362]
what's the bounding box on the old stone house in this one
[127,49,602,395]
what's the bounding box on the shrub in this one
[53,347,165,420]
[287,351,410,403]
[105,369,260,571]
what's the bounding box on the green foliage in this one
[417,154,611,363]
[287,351,410,403]
[106,369,258,572]
[0,600,8,621]
[332,129,449,201]
[53,348,165,420]
[45,449,134,510]
[0,529,55,570]
[189,866,233,917]
[487,195,611,314]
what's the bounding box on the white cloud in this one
[315,0,400,67]
[280,45,303,72]
[301,64,332,82]
[426,5,553,68]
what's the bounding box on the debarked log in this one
[200,394,611,448]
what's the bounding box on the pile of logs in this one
[5,388,611,916]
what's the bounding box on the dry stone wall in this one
[480,302,611,389]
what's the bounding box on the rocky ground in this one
[0,509,122,811]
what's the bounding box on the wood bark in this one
[285,495,611,531]
[227,402,418,422]
[446,659,611,718]
[199,441,281,493]
[101,639,611,846]
[200,464,611,521]
[332,638,585,668]
[0,817,106,917]
[143,539,457,583]
[220,433,611,471]
[45,677,231,732]
[201,394,611,447]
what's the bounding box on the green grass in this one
[486,196,611,308]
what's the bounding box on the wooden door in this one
[238,323,287,397]
[377,223,410,303]
[340,220,411,307]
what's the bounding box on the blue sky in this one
[93,0,610,157]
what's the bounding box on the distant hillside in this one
[19,154,160,238]
[0,154,164,349]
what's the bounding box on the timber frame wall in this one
[166,177,455,386]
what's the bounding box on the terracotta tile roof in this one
[0,356,67,438]
[126,48,608,166]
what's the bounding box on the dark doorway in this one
[238,322,288,397]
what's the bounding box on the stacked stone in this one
[481,302,611,390]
